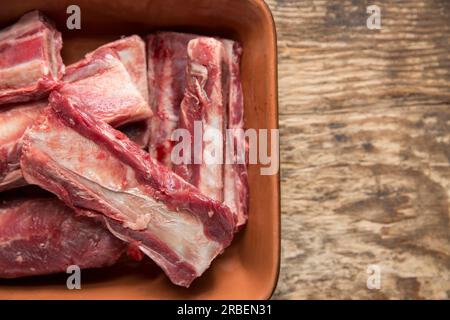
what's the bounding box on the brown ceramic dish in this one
[0,0,280,299]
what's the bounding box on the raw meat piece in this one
[20,92,235,287]
[96,36,151,147]
[58,47,151,127]
[147,32,197,167]
[0,10,64,105]
[176,37,226,202]
[0,100,46,192]
[95,35,149,103]
[222,40,249,228]
[0,195,126,278]
[148,33,248,227]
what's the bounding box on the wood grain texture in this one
[268,0,450,299]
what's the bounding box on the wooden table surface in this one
[268,0,450,299]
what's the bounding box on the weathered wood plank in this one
[268,0,450,299]
[271,0,450,114]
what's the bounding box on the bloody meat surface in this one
[0,195,126,279]
[95,35,151,147]
[147,32,197,166]
[0,100,46,192]
[0,11,64,105]
[59,47,151,127]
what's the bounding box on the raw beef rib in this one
[148,33,248,228]
[0,195,126,278]
[147,32,197,166]
[58,47,151,127]
[176,37,226,203]
[222,40,249,228]
[0,100,46,192]
[95,36,151,147]
[20,92,235,287]
[0,11,64,105]
[95,35,149,103]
